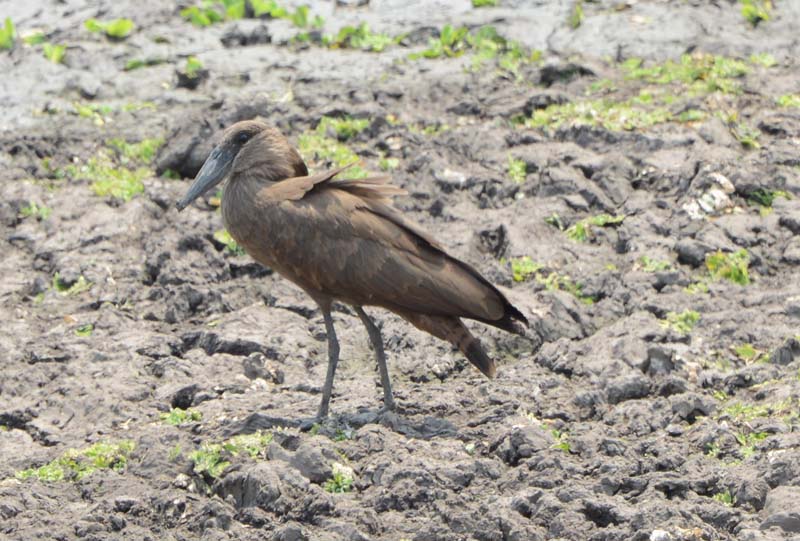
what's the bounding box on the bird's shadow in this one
[224,407,457,440]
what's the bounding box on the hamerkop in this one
[176,120,528,421]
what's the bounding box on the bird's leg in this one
[354,306,396,412]
[317,308,340,420]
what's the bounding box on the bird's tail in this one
[399,312,495,378]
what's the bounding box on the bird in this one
[176,119,528,422]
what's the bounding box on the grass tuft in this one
[507,156,527,183]
[17,440,135,482]
[324,463,354,493]
[661,310,700,335]
[161,408,202,426]
[0,17,15,50]
[706,249,750,285]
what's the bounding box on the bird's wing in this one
[256,172,507,322]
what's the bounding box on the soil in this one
[1,1,800,540]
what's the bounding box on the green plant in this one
[85,18,135,39]
[749,52,777,67]
[42,43,66,63]
[536,272,594,304]
[545,213,564,230]
[190,443,230,478]
[731,122,760,149]
[685,281,709,295]
[323,23,392,52]
[747,188,789,207]
[508,156,526,183]
[638,255,671,272]
[530,98,673,132]
[53,273,92,296]
[213,229,246,256]
[324,463,354,493]
[777,94,800,108]
[566,214,625,242]
[185,56,204,78]
[169,444,183,461]
[181,4,225,26]
[706,441,722,459]
[706,249,750,285]
[472,0,498,6]
[568,1,584,29]
[740,0,772,26]
[713,490,735,506]
[621,54,748,94]
[16,440,135,482]
[72,154,149,201]
[20,201,51,220]
[297,130,366,178]
[735,431,767,458]
[124,58,166,71]
[75,324,93,337]
[509,256,542,282]
[107,137,164,164]
[22,31,46,45]
[0,17,15,50]
[378,156,399,171]
[550,428,571,452]
[223,431,273,457]
[316,116,369,140]
[161,408,202,426]
[250,0,288,18]
[661,310,700,335]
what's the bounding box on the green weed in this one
[565,214,625,242]
[185,56,204,78]
[124,58,166,71]
[378,156,399,171]
[107,137,164,164]
[472,0,498,5]
[537,272,595,304]
[706,441,722,459]
[740,0,772,26]
[297,131,366,178]
[568,1,584,29]
[747,188,789,207]
[661,310,700,335]
[621,54,748,94]
[42,43,66,64]
[713,490,735,506]
[213,229,246,256]
[733,343,768,364]
[777,94,800,108]
[190,431,273,479]
[317,116,369,141]
[638,255,671,272]
[69,153,149,202]
[160,408,202,426]
[685,281,709,295]
[706,249,750,285]
[731,122,760,149]
[720,399,794,422]
[250,0,288,18]
[16,440,135,482]
[0,17,15,50]
[168,444,183,461]
[53,273,92,296]
[508,155,526,183]
[22,31,46,45]
[736,430,767,458]
[529,98,673,132]
[508,256,542,282]
[324,463,354,493]
[545,213,564,230]
[678,109,706,122]
[749,52,777,67]
[74,324,93,337]
[323,23,394,52]
[85,18,135,39]
[550,428,571,452]
[20,201,51,221]
[181,4,225,26]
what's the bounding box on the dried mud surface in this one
[1,1,800,540]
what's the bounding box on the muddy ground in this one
[1,0,800,540]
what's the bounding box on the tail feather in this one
[398,312,496,378]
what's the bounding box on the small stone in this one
[650,530,673,541]
[173,473,191,489]
[113,496,138,513]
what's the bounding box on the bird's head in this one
[176,119,307,211]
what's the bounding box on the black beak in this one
[176,145,235,211]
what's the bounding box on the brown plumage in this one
[176,119,528,419]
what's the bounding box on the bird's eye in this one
[235,132,251,145]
